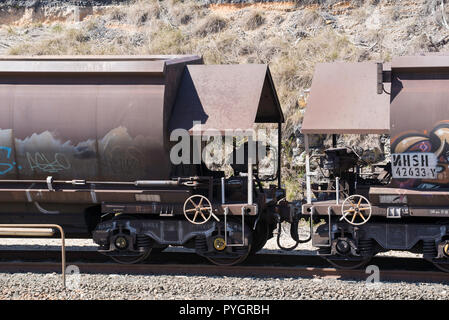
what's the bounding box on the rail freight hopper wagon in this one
[301,55,449,271]
[0,55,296,266]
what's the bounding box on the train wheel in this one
[206,245,252,266]
[249,222,270,254]
[432,261,449,273]
[325,257,371,270]
[110,248,152,264]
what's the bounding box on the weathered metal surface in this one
[301,62,390,134]
[370,187,449,206]
[390,55,449,188]
[0,187,192,204]
[169,64,283,134]
[102,202,258,216]
[0,55,201,182]
[0,55,199,73]
[302,201,386,217]
[391,55,449,70]
[0,60,165,73]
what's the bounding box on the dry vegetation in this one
[1,0,449,199]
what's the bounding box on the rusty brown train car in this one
[301,55,449,272]
[5,54,449,272]
[0,55,292,266]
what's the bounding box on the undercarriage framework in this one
[3,55,449,272]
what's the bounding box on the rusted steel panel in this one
[390,56,449,188]
[0,60,166,74]
[96,83,167,181]
[169,64,283,134]
[0,188,191,204]
[301,201,386,216]
[392,55,449,70]
[370,187,449,206]
[100,201,256,216]
[0,55,196,61]
[0,55,201,73]
[0,55,201,182]
[163,56,203,146]
[301,62,390,134]
[6,78,168,181]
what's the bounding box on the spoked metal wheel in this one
[183,195,219,225]
[110,248,152,264]
[325,257,371,270]
[206,245,252,266]
[340,195,372,226]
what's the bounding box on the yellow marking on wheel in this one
[213,237,226,251]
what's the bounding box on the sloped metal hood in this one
[301,62,390,134]
[169,64,284,134]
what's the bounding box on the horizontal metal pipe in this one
[0,179,182,187]
[134,180,180,187]
[0,227,54,236]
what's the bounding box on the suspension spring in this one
[358,239,374,257]
[136,234,152,248]
[195,236,208,252]
[423,239,437,259]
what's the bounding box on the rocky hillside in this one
[0,0,448,199]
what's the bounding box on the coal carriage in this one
[301,55,449,271]
[0,55,294,266]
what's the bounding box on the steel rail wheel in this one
[325,257,371,270]
[206,245,252,266]
[432,262,449,273]
[110,249,152,264]
[427,257,449,273]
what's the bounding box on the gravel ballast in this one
[0,235,445,300]
[1,272,449,300]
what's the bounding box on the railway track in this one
[0,249,448,284]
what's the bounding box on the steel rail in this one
[0,250,448,284]
[0,260,447,284]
